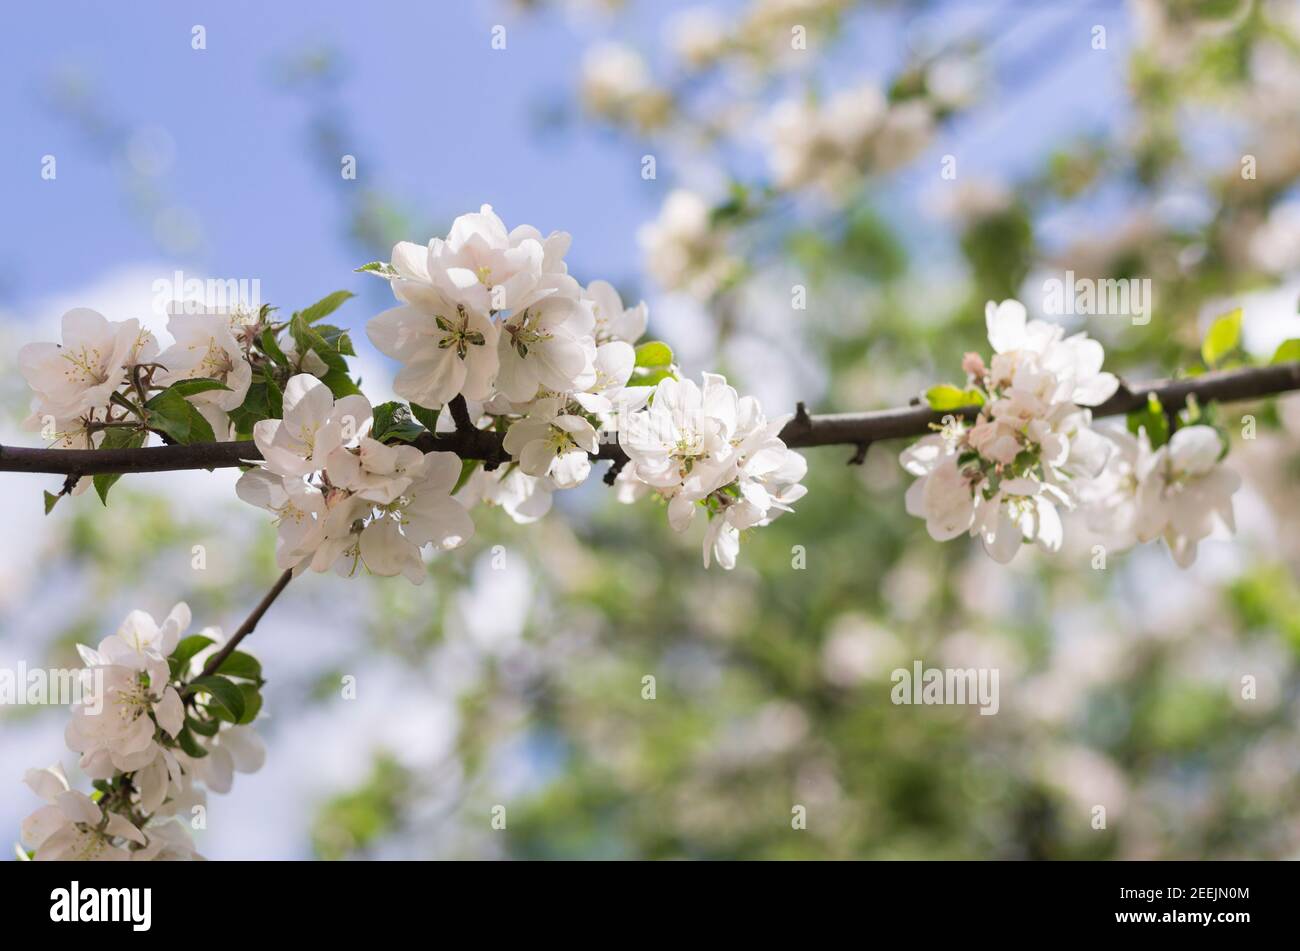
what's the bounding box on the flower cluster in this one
[764,83,937,194]
[236,375,474,584]
[347,204,801,575]
[18,604,264,861]
[1083,424,1242,567]
[900,299,1240,566]
[618,373,807,568]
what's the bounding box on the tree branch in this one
[195,569,294,681]
[2,362,1297,478]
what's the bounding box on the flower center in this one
[435,305,487,359]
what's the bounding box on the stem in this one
[1,362,1297,477]
[196,569,294,680]
[447,394,475,433]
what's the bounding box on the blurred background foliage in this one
[3,0,1300,859]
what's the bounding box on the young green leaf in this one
[1271,338,1300,365]
[43,490,61,515]
[634,341,674,368]
[1126,392,1170,449]
[925,384,985,411]
[264,372,284,420]
[185,715,220,737]
[261,328,289,367]
[236,683,263,725]
[355,261,398,278]
[297,290,355,324]
[169,635,216,676]
[159,378,231,398]
[1201,307,1242,367]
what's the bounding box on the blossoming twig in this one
[1,362,1297,478]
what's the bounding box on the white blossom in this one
[367,276,499,408]
[583,279,648,344]
[20,766,142,861]
[18,308,156,417]
[502,398,600,489]
[899,299,1118,563]
[639,189,738,297]
[1134,425,1241,567]
[460,465,555,524]
[155,313,253,412]
[252,374,370,477]
[326,437,427,504]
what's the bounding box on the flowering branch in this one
[3,361,1297,477]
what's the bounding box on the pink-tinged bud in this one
[961,352,987,379]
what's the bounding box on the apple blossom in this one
[899,299,1119,563]
[495,292,598,402]
[18,603,267,861]
[503,398,600,489]
[459,465,555,524]
[327,437,426,504]
[1133,425,1241,567]
[20,767,140,861]
[18,308,157,418]
[583,279,648,345]
[253,374,371,477]
[367,281,499,407]
[155,313,253,413]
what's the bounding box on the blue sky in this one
[0,0,691,316]
[0,0,1133,328]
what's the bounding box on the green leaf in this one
[43,490,61,515]
[236,682,263,725]
[313,324,356,356]
[229,381,271,439]
[188,674,246,723]
[93,428,148,505]
[169,635,215,676]
[144,388,216,445]
[355,261,398,278]
[290,313,359,398]
[1271,338,1300,365]
[634,341,674,368]
[261,328,289,367]
[453,458,481,494]
[185,715,220,737]
[371,401,426,443]
[320,366,362,398]
[925,384,985,411]
[409,402,439,431]
[264,372,284,420]
[1201,307,1242,367]
[297,290,355,324]
[1127,392,1170,449]
[176,725,208,758]
[631,367,676,387]
[159,378,231,398]
[215,650,263,682]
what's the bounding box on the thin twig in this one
[1,362,1297,478]
[196,569,294,680]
